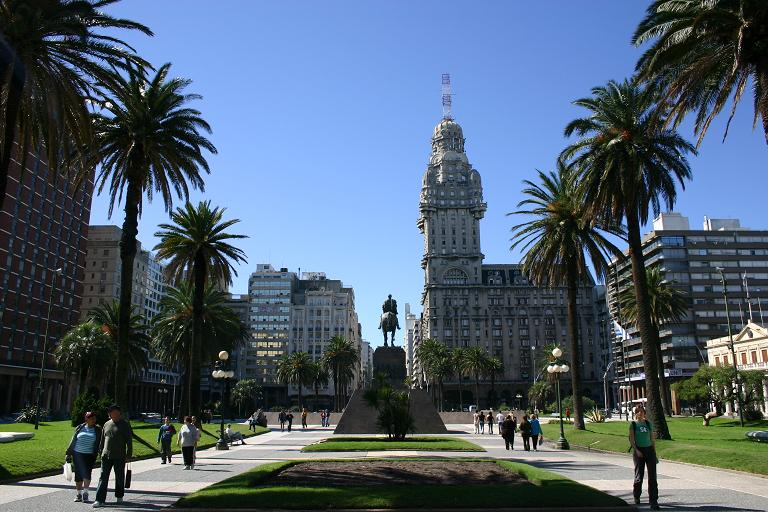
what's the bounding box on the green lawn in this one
[176,459,628,509]
[0,420,267,481]
[302,436,484,452]
[566,417,768,475]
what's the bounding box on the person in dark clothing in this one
[93,405,132,508]
[157,417,176,464]
[279,410,286,432]
[500,414,516,450]
[519,414,532,451]
[486,411,494,434]
[629,405,659,510]
[66,411,102,503]
[286,412,294,432]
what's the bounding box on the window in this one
[443,268,468,285]
[751,351,757,364]
[714,356,720,367]
[741,352,747,365]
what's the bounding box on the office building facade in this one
[607,213,768,411]
[0,146,93,415]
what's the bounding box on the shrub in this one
[364,380,415,440]
[547,395,596,414]
[15,405,48,424]
[744,408,764,422]
[70,392,113,426]
[586,408,605,423]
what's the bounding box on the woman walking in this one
[65,411,102,503]
[530,414,542,451]
[501,414,516,450]
[178,416,199,470]
[486,411,494,434]
[473,410,480,434]
[629,405,659,510]
[519,414,532,451]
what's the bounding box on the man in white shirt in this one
[496,410,505,434]
[225,424,246,445]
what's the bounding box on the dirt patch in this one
[264,460,528,487]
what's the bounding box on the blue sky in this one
[93,1,767,348]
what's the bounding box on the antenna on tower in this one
[441,73,453,120]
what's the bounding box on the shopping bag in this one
[125,463,132,488]
[63,462,73,482]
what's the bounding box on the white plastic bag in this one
[63,462,73,482]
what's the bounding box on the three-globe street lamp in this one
[716,267,745,427]
[212,351,235,450]
[547,346,570,450]
[35,267,63,430]
[158,379,169,417]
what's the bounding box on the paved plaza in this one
[2,423,767,511]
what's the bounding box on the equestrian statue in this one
[378,294,401,347]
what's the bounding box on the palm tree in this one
[0,0,151,211]
[431,349,454,412]
[88,300,151,388]
[309,362,330,412]
[452,347,468,410]
[321,336,359,411]
[528,381,552,412]
[633,0,768,146]
[277,352,314,410]
[485,357,504,408]
[56,321,115,396]
[414,338,448,407]
[508,164,624,430]
[619,266,688,416]
[86,63,217,411]
[562,79,696,439]
[150,282,249,418]
[459,346,490,409]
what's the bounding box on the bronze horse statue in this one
[379,311,398,347]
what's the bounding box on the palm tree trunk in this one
[566,259,585,430]
[189,254,207,418]
[474,375,480,409]
[626,210,671,439]
[0,51,25,212]
[458,377,464,410]
[78,367,88,397]
[115,181,141,413]
[297,384,302,410]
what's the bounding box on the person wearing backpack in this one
[629,405,659,510]
[157,417,176,464]
[530,414,543,451]
[66,411,102,503]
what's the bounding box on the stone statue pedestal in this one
[334,345,447,435]
[372,346,407,388]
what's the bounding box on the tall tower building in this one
[417,85,606,409]
[417,118,487,289]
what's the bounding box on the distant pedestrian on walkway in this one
[66,411,101,503]
[279,410,287,432]
[320,410,326,428]
[566,407,571,422]
[248,413,257,432]
[478,411,485,434]
[324,409,331,427]
[501,414,516,450]
[157,417,176,464]
[286,411,294,432]
[495,410,504,434]
[178,416,199,470]
[473,411,480,434]
[519,414,532,451]
[93,405,132,509]
[486,411,494,434]
[301,408,308,429]
[629,405,659,510]
[530,414,542,451]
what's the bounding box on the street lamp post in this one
[547,347,570,450]
[211,351,235,450]
[716,267,744,427]
[158,379,169,417]
[34,267,62,430]
[603,360,615,418]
